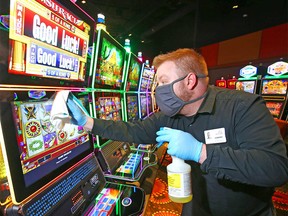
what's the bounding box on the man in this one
[66,48,288,216]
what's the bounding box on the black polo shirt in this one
[92,85,288,216]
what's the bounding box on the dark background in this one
[76,0,288,61]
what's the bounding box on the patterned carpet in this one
[273,182,288,216]
[144,154,183,216]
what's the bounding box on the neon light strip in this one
[0,84,90,92]
[238,77,258,80]
[264,75,288,79]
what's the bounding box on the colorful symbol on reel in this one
[25,121,41,138]
[58,130,67,142]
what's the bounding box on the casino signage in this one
[36,0,82,26]
[8,0,90,81]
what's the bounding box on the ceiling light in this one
[232,5,238,9]
[81,0,86,3]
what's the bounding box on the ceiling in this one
[76,0,288,60]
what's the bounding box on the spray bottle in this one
[162,127,192,203]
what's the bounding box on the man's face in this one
[156,61,180,87]
[156,61,188,101]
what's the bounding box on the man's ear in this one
[187,73,198,90]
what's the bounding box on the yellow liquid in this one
[169,194,193,203]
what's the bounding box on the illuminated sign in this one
[267,61,288,76]
[240,65,257,78]
[8,0,90,81]
[36,0,83,27]
[30,44,79,72]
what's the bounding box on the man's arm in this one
[83,116,94,132]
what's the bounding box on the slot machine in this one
[150,74,159,113]
[227,76,237,90]
[146,67,156,117]
[89,28,156,206]
[123,52,144,122]
[235,65,264,94]
[138,66,155,119]
[139,93,148,119]
[0,0,96,214]
[90,29,127,91]
[215,77,227,88]
[0,0,146,215]
[92,91,125,147]
[125,92,140,122]
[260,61,288,120]
[0,93,145,215]
[123,52,158,153]
[90,28,127,147]
[0,90,97,215]
[94,140,157,183]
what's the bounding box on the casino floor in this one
[141,144,288,216]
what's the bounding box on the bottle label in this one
[167,171,192,197]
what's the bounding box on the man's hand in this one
[66,93,89,127]
[156,128,203,162]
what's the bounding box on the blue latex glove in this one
[66,93,89,126]
[156,128,203,162]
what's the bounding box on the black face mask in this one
[155,74,207,117]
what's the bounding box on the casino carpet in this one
[144,153,288,216]
[273,182,288,216]
[144,154,183,216]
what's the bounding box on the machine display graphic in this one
[116,152,143,176]
[126,53,143,92]
[260,61,288,119]
[92,29,126,90]
[13,99,90,186]
[1,0,95,86]
[261,79,288,95]
[86,188,122,216]
[126,94,139,121]
[95,96,122,121]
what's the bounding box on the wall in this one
[199,23,288,84]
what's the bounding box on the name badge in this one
[204,128,226,144]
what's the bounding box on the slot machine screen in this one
[261,79,288,95]
[147,70,155,92]
[126,53,143,92]
[235,81,256,94]
[265,101,284,118]
[126,94,139,122]
[139,67,152,92]
[139,76,149,92]
[94,92,122,145]
[0,91,93,203]
[0,0,95,87]
[139,93,148,119]
[139,67,155,92]
[76,91,92,116]
[147,79,154,92]
[147,94,153,115]
[92,29,126,90]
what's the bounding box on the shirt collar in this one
[197,85,216,114]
